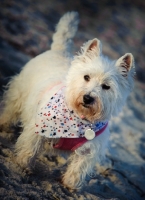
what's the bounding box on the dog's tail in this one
[51,11,79,54]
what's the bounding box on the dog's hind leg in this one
[0,76,25,130]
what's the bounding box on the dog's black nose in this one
[83,95,94,105]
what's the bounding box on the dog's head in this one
[65,38,135,123]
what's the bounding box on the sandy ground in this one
[0,0,145,199]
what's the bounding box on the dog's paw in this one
[61,179,80,192]
[62,172,83,190]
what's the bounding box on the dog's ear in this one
[83,38,102,57]
[115,53,135,77]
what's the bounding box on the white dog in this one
[0,12,135,189]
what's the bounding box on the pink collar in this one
[53,122,108,151]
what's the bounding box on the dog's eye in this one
[84,75,90,82]
[102,84,110,90]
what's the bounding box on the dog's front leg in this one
[62,148,96,189]
[15,125,42,168]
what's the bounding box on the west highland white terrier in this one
[0,12,135,189]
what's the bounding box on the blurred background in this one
[0,0,145,199]
[0,0,145,82]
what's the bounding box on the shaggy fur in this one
[0,12,135,189]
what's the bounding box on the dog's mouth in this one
[82,103,90,108]
[81,102,95,109]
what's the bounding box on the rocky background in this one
[0,0,145,199]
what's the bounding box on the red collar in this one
[53,122,108,151]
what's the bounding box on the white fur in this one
[0,12,135,189]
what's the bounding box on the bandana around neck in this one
[35,87,108,139]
